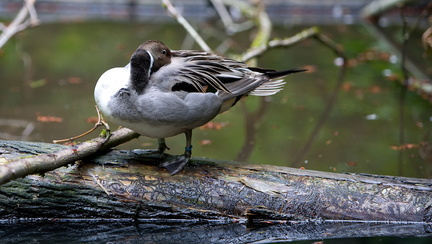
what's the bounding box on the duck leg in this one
[142,138,170,155]
[160,129,192,175]
[157,138,170,153]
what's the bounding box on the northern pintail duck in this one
[94,40,305,175]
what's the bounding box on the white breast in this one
[94,67,130,115]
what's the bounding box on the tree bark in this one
[1,140,432,224]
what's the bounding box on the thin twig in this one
[53,106,110,144]
[161,0,211,52]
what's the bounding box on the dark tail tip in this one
[266,68,307,79]
[248,67,307,78]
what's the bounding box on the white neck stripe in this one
[146,50,154,79]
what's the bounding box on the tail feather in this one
[250,79,285,96]
[265,68,307,79]
[217,67,306,103]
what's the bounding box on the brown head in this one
[130,40,173,93]
[137,40,172,73]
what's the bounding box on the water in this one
[2,22,431,177]
[1,22,432,242]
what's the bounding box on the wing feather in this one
[168,50,296,101]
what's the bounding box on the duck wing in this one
[169,50,305,101]
[171,50,268,96]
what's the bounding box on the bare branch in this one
[0,128,140,186]
[0,0,39,49]
[25,0,39,25]
[209,0,253,34]
[161,0,211,52]
[240,27,320,62]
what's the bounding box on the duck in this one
[94,40,305,175]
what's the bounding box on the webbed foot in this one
[160,154,190,175]
[160,131,193,175]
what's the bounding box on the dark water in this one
[0,220,430,244]
[1,22,431,243]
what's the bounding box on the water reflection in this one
[1,22,432,178]
[0,221,430,243]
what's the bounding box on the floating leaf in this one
[346,161,357,167]
[37,115,63,123]
[390,144,419,150]
[199,121,229,130]
[342,82,352,92]
[67,77,82,85]
[86,116,99,124]
[198,139,212,146]
[369,85,382,94]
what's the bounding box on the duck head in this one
[130,40,172,94]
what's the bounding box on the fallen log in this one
[1,140,432,242]
[1,139,431,224]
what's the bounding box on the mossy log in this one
[0,140,432,242]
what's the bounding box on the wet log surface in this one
[0,140,432,242]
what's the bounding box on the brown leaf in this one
[198,139,212,146]
[67,77,82,85]
[37,115,63,123]
[346,161,357,167]
[86,116,99,124]
[199,121,229,130]
[390,144,419,150]
[369,85,382,94]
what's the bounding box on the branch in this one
[240,27,320,62]
[0,128,139,185]
[209,0,253,34]
[249,0,272,49]
[360,0,413,20]
[0,0,39,49]
[161,0,211,52]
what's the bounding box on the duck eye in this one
[162,50,167,55]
